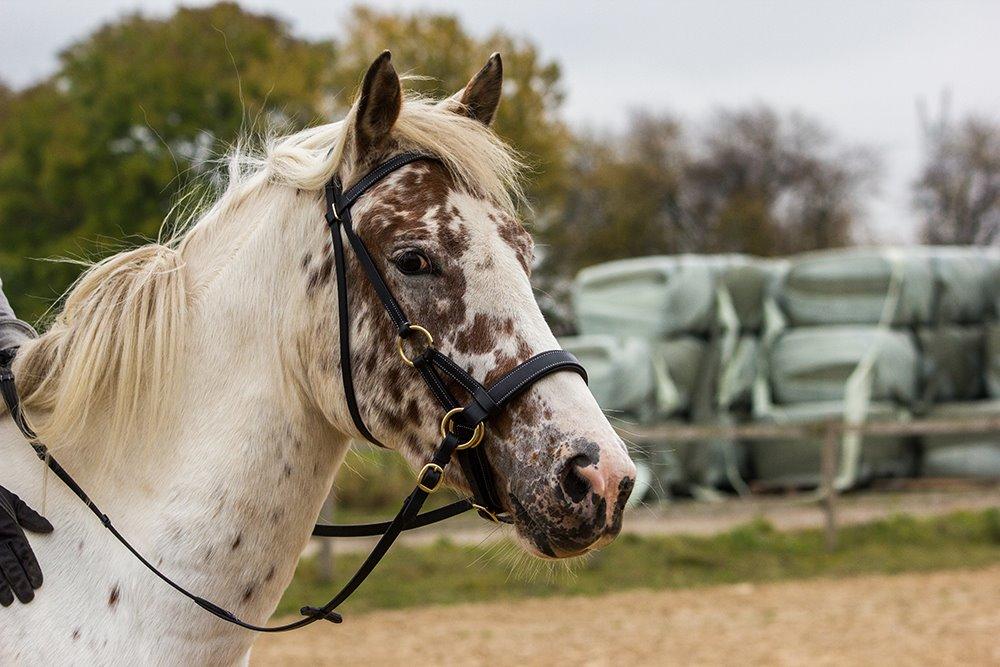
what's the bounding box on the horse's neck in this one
[1,187,351,662]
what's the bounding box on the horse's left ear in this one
[354,50,402,153]
[443,53,503,126]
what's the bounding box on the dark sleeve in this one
[0,279,37,350]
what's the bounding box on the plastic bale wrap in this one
[558,334,656,423]
[650,336,708,418]
[778,248,934,326]
[921,247,997,323]
[769,327,920,405]
[572,256,719,337]
[988,325,1000,399]
[717,335,759,412]
[748,402,914,489]
[917,327,985,403]
[920,401,1000,478]
[717,258,786,332]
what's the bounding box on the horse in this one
[0,52,636,663]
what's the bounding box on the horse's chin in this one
[506,494,618,560]
[512,531,599,560]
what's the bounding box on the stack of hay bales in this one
[564,246,1000,497]
[749,249,926,488]
[565,255,779,495]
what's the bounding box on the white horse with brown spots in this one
[0,53,635,663]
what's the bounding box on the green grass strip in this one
[277,508,1000,617]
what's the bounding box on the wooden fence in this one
[623,416,1000,550]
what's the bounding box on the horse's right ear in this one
[353,51,402,153]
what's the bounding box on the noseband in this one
[0,153,586,632]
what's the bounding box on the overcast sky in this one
[2,0,1000,243]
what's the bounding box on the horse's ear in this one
[354,51,402,153]
[443,53,503,126]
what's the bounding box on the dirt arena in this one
[252,566,1000,666]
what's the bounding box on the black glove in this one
[0,485,53,605]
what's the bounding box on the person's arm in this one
[0,278,52,605]
[0,278,36,350]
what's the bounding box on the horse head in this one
[296,52,636,557]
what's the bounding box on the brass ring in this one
[397,325,434,367]
[440,407,486,450]
[417,462,445,493]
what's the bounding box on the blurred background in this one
[1,1,999,664]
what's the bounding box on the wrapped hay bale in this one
[573,254,778,338]
[779,248,934,326]
[558,334,656,422]
[769,327,919,405]
[573,257,717,337]
[749,401,914,488]
[917,326,985,403]
[921,401,1000,478]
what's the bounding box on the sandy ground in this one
[252,566,1000,666]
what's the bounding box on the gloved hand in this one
[0,485,53,605]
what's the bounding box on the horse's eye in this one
[393,250,433,275]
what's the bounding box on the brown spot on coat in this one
[108,586,120,609]
[231,534,242,550]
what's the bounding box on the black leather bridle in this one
[0,152,586,632]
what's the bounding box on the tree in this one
[0,2,335,322]
[540,105,878,285]
[684,106,877,256]
[914,103,1000,246]
[538,112,688,279]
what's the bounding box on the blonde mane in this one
[11,91,525,452]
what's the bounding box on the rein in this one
[0,153,586,633]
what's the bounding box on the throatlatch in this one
[0,153,586,633]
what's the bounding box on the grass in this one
[276,508,1000,617]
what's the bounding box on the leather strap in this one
[2,348,467,632]
[311,498,472,537]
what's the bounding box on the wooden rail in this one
[618,415,1000,551]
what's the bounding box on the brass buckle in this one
[397,325,434,367]
[440,407,485,450]
[417,463,445,493]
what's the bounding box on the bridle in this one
[0,152,587,632]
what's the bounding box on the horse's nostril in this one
[560,454,593,504]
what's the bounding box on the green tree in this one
[0,2,334,322]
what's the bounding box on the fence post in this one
[819,421,840,551]
[316,493,336,583]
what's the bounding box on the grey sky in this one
[2,0,999,243]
